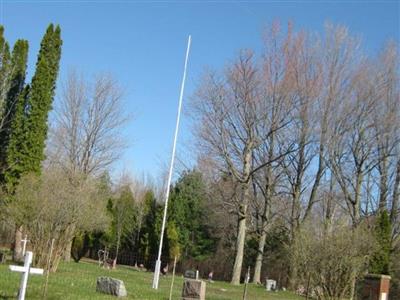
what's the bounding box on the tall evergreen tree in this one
[4,24,62,188]
[168,170,215,259]
[139,190,162,267]
[0,39,29,174]
[0,26,11,127]
[0,24,62,261]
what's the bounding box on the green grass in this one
[0,259,303,300]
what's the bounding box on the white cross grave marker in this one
[9,251,43,300]
[21,235,29,256]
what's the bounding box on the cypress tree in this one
[139,190,161,267]
[0,39,29,175]
[4,24,62,187]
[0,26,11,123]
[3,85,29,188]
[25,24,62,174]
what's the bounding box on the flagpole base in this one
[152,259,161,289]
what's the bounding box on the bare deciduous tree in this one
[48,71,129,176]
[369,42,399,223]
[47,71,130,261]
[251,22,295,284]
[191,51,263,284]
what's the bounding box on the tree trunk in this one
[352,170,363,227]
[253,229,266,284]
[253,133,275,284]
[12,225,23,261]
[303,142,325,222]
[288,263,298,290]
[349,272,357,300]
[63,239,72,262]
[324,173,336,234]
[231,202,248,285]
[231,178,250,285]
[63,224,76,262]
[390,158,400,225]
[253,172,272,284]
[288,188,301,288]
[379,156,389,212]
[231,144,252,285]
[113,233,121,269]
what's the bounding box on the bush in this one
[369,210,391,274]
[390,243,400,300]
[290,221,376,300]
[5,168,109,271]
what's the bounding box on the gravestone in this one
[96,277,127,297]
[266,279,277,291]
[360,274,391,300]
[0,251,6,263]
[184,270,197,279]
[182,279,206,300]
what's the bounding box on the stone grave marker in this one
[182,279,206,300]
[0,250,6,263]
[266,279,277,291]
[184,270,197,279]
[96,276,127,297]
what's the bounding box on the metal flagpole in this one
[152,35,191,290]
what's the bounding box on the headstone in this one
[266,279,277,291]
[96,277,127,297]
[184,270,197,279]
[9,251,44,300]
[360,274,391,300]
[182,279,206,300]
[0,251,6,263]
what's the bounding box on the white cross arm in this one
[29,268,44,275]
[9,265,25,272]
[9,265,44,275]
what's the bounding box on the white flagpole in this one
[152,35,191,290]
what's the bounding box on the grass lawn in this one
[0,259,303,300]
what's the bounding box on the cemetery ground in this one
[0,258,303,300]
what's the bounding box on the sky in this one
[1,0,399,180]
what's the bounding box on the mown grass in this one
[0,259,303,300]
